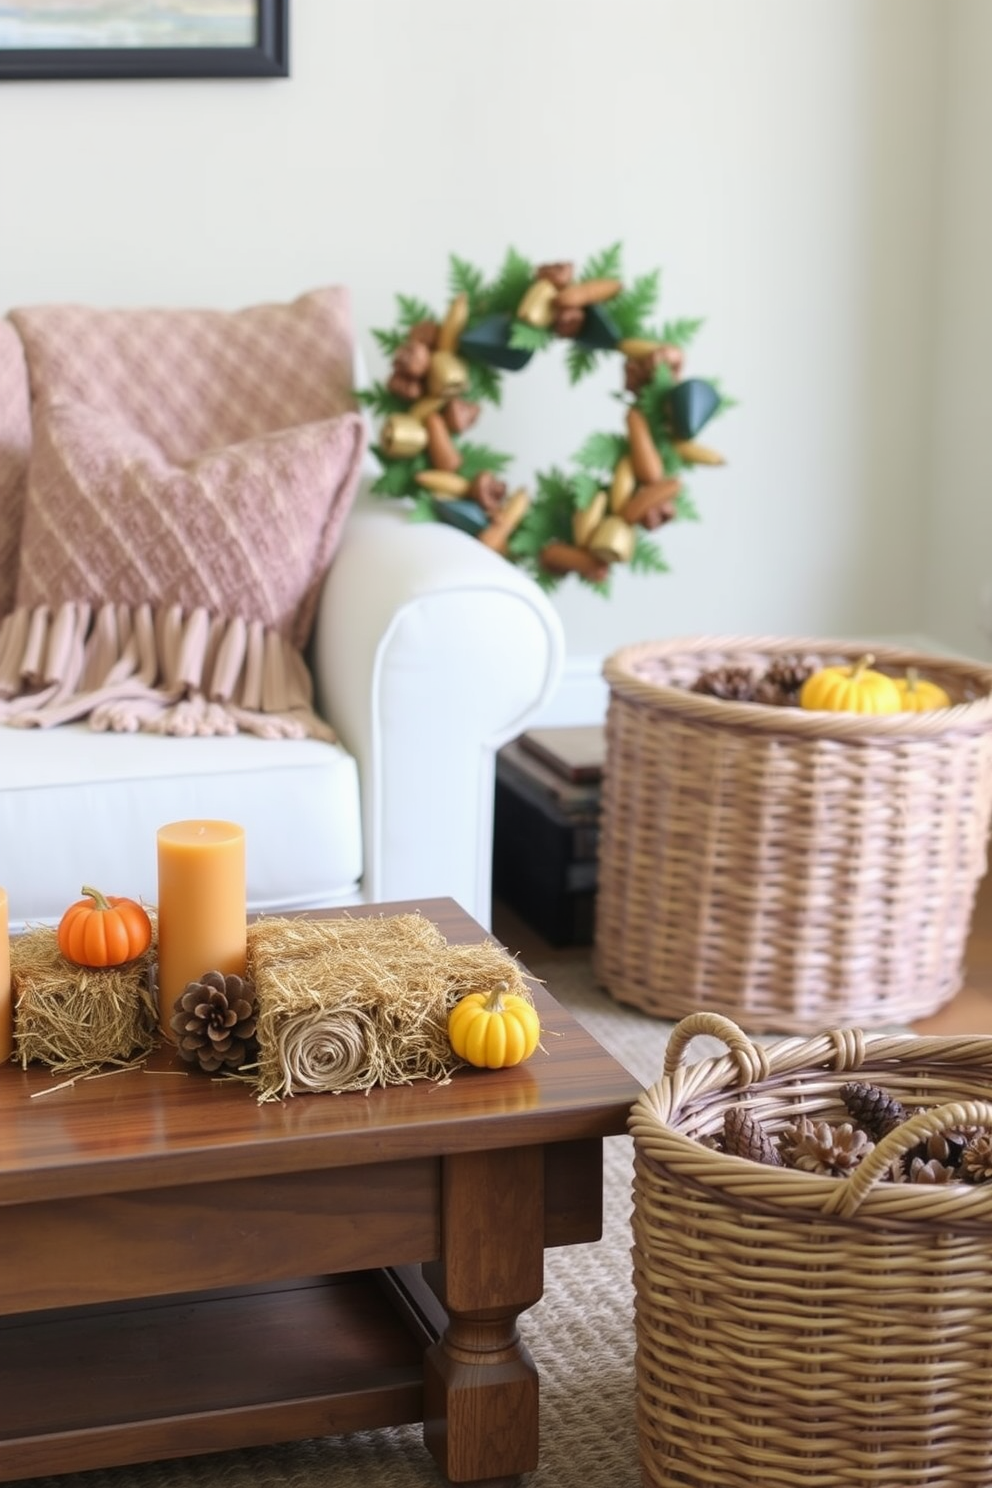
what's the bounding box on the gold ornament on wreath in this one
[358,245,732,593]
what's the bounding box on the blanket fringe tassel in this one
[0,601,334,741]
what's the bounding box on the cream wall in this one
[0,0,970,717]
[925,0,992,661]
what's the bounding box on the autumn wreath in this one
[358,245,731,593]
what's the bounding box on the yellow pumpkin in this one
[799,654,902,714]
[448,981,541,1069]
[894,667,951,712]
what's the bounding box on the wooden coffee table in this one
[0,898,639,1485]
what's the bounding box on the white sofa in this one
[0,491,564,933]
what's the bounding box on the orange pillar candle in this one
[0,888,11,1063]
[157,821,247,1040]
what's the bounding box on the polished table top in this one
[0,897,641,1205]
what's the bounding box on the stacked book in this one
[492,725,604,947]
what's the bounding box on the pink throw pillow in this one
[0,320,31,618]
[8,288,356,466]
[16,401,366,650]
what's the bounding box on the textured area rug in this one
[5,925,745,1488]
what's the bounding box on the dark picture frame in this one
[0,1,288,81]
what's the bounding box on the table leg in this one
[423,1144,544,1483]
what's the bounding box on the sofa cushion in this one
[0,724,363,932]
[16,400,365,651]
[0,320,31,619]
[8,287,357,464]
[0,287,366,739]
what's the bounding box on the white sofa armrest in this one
[310,498,565,928]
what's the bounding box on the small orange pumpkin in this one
[57,886,153,969]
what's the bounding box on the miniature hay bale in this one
[440,939,534,1000]
[247,912,533,1101]
[249,913,448,1099]
[10,927,158,1073]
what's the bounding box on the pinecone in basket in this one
[839,1081,909,1142]
[723,1105,784,1166]
[906,1130,965,1171]
[907,1156,957,1184]
[752,654,817,707]
[170,970,259,1074]
[958,1130,992,1183]
[691,665,758,702]
[789,1119,874,1177]
[903,1119,984,1174]
[778,1114,818,1165]
[941,1122,985,1152]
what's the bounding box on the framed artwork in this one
[0,1,289,81]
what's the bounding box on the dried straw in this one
[247,912,532,1101]
[10,927,159,1074]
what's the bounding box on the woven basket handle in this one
[824,1099,992,1218]
[663,1013,769,1087]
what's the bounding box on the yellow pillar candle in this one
[157,821,247,1040]
[0,888,11,1063]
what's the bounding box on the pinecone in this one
[839,1081,908,1141]
[170,970,259,1074]
[910,1131,961,1168]
[752,678,797,707]
[789,1120,874,1176]
[907,1156,957,1184]
[959,1130,992,1183]
[723,1105,784,1166]
[758,655,816,703]
[778,1114,818,1165]
[941,1122,984,1151]
[691,665,757,702]
[903,1118,980,1173]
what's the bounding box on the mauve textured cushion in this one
[0,320,31,618]
[7,287,357,464]
[16,402,366,650]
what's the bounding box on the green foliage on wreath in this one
[358,245,731,594]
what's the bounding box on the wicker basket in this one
[594,635,992,1032]
[631,1012,992,1488]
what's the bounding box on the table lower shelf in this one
[0,1271,436,1481]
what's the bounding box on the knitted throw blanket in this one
[0,291,366,739]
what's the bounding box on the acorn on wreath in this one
[171,970,259,1073]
